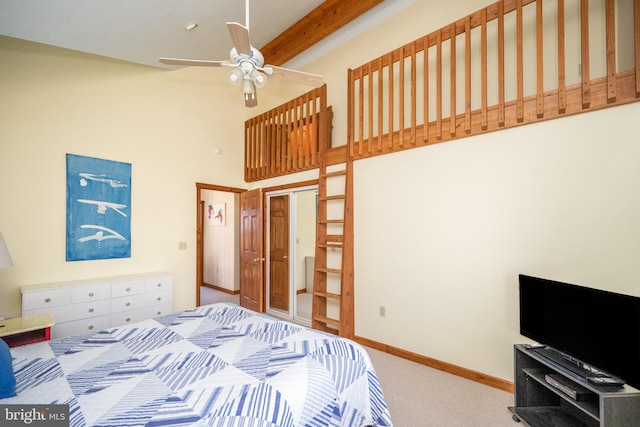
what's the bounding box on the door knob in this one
[283,255,288,259]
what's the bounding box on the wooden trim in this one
[635,0,640,96]
[355,336,515,393]
[202,283,240,295]
[195,183,246,309]
[259,0,385,66]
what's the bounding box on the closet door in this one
[269,195,290,311]
[240,188,264,312]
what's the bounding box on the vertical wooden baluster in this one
[450,23,457,136]
[368,61,374,154]
[311,92,317,166]
[436,30,443,138]
[378,56,383,152]
[635,0,640,97]
[581,0,591,108]
[465,17,471,133]
[244,121,248,181]
[481,8,488,129]
[275,107,281,173]
[359,71,364,156]
[557,0,566,113]
[498,0,506,126]
[304,92,311,168]
[410,42,417,145]
[605,0,616,101]
[260,113,266,177]
[423,36,430,143]
[516,0,524,122]
[283,107,289,173]
[411,41,417,145]
[536,0,544,118]
[388,52,394,150]
[297,96,303,170]
[399,46,405,147]
[267,111,273,177]
[348,68,354,157]
[285,102,291,173]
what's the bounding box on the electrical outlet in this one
[178,241,187,250]
[379,306,386,317]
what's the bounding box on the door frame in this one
[195,182,246,307]
[264,181,318,324]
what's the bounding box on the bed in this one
[3,302,393,426]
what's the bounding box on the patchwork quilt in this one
[5,303,393,426]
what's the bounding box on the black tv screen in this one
[519,274,640,390]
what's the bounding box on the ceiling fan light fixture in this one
[250,69,267,88]
[228,68,243,86]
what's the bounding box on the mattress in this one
[4,303,393,426]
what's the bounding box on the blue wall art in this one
[66,154,132,261]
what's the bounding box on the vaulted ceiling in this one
[0,0,414,70]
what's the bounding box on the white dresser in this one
[21,272,173,339]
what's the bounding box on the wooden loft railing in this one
[347,0,640,158]
[244,85,332,182]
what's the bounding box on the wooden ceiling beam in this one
[259,0,385,66]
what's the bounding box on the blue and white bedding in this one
[5,303,392,426]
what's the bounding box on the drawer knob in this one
[88,308,94,313]
[157,311,161,315]
[44,297,51,303]
[126,287,131,292]
[126,302,131,307]
[125,317,131,322]
[88,325,94,330]
[88,292,95,297]
[157,283,162,287]
[157,297,162,301]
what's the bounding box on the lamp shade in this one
[0,233,13,268]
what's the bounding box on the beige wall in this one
[0,36,298,318]
[2,0,639,386]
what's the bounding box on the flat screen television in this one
[519,274,640,390]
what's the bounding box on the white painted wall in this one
[202,190,239,292]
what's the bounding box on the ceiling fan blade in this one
[226,22,252,56]
[267,65,325,87]
[159,58,227,67]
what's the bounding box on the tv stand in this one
[508,344,640,427]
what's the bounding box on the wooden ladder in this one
[311,148,354,338]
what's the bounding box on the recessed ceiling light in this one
[184,22,198,31]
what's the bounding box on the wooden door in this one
[240,188,263,312]
[269,195,289,311]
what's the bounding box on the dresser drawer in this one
[111,290,172,313]
[111,279,145,298]
[71,283,111,303]
[145,275,172,293]
[51,315,111,339]
[22,288,70,311]
[23,299,110,324]
[111,303,172,327]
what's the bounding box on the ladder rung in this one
[314,291,341,300]
[313,315,340,327]
[325,234,344,242]
[319,219,344,224]
[319,195,345,201]
[317,267,342,274]
[318,243,343,249]
[321,170,346,179]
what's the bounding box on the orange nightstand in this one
[0,313,55,348]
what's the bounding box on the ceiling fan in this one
[159,0,324,107]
